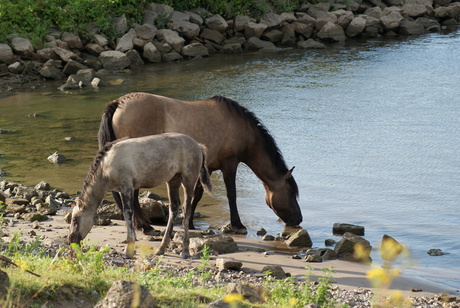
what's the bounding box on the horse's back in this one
[105,133,203,189]
[110,93,245,169]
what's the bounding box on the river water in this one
[1,29,459,290]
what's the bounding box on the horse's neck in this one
[245,148,284,189]
[81,175,109,210]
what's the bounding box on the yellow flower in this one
[224,293,244,303]
[14,259,29,271]
[380,237,405,262]
[353,243,371,262]
[366,267,392,288]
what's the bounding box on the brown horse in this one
[98,92,302,234]
[68,133,212,258]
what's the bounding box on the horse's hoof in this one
[233,226,248,235]
[181,252,190,259]
[154,249,165,256]
[143,228,158,236]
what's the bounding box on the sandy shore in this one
[4,207,458,301]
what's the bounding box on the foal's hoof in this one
[181,252,190,259]
[124,242,136,259]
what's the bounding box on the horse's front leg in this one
[156,178,181,256]
[181,185,194,259]
[120,191,136,258]
[222,163,247,234]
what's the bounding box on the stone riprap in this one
[0,1,459,90]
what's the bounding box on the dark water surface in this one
[1,29,459,290]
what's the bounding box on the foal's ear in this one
[72,198,82,208]
[284,166,295,180]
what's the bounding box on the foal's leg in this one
[156,177,181,256]
[181,181,195,259]
[189,182,204,229]
[120,190,137,258]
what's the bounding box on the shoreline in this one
[3,205,458,299]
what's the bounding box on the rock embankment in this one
[0,1,459,91]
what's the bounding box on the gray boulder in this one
[47,151,67,164]
[116,28,136,52]
[54,47,79,62]
[94,280,158,308]
[162,51,183,62]
[399,19,425,35]
[297,39,326,49]
[61,32,83,49]
[215,258,243,271]
[182,43,209,58]
[8,62,23,74]
[156,29,185,52]
[143,42,162,63]
[205,14,228,32]
[332,223,365,236]
[201,28,226,45]
[0,43,15,63]
[346,16,367,37]
[317,21,346,42]
[10,37,34,57]
[245,22,268,39]
[99,50,130,70]
[126,49,144,66]
[285,228,313,248]
[112,14,128,35]
[63,59,88,75]
[169,19,200,40]
[93,34,109,47]
[380,11,404,31]
[246,37,278,51]
[39,60,65,80]
[260,13,285,29]
[189,234,238,256]
[234,15,254,32]
[134,24,157,41]
[226,283,264,304]
[334,232,372,263]
[262,265,286,279]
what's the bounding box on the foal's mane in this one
[79,141,116,202]
[212,96,299,196]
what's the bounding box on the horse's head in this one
[265,167,302,226]
[67,198,95,244]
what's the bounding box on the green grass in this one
[0,229,346,307]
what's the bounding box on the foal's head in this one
[67,198,95,244]
[265,167,302,226]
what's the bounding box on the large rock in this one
[116,28,136,52]
[156,29,185,52]
[182,43,209,58]
[134,24,157,41]
[39,60,65,80]
[53,47,79,62]
[94,280,158,308]
[262,265,286,279]
[334,232,372,263]
[143,42,162,63]
[234,15,254,32]
[169,19,200,40]
[318,21,346,42]
[399,19,425,35]
[244,22,268,39]
[380,11,404,31]
[246,37,278,51]
[61,32,83,49]
[260,13,285,28]
[200,28,225,45]
[0,43,15,63]
[99,50,130,70]
[189,234,238,256]
[63,59,88,75]
[10,37,34,57]
[285,228,313,248]
[205,14,228,32]
[346,16,367,37]
[297,39,326,49]
[332,223,365,236]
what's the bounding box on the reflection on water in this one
[1,29,460,289]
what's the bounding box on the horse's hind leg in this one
[156,176,181,256]
[189,182,204,229]
[181,181,195,259]
[120,190,136,258]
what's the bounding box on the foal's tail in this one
[199,145,212,195]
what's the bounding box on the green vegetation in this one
[0,0,304,44]
[0,231,345,307]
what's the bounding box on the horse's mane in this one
[212,96,299,196]
[79,141,116,202]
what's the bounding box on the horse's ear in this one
[284,166,295,180]
[73,198,82,208]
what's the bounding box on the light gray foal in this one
[68,133,212,258]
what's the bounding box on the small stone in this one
[256,228,267,236]
[32,220,40,229]
[47,151,67,164]
[333,223,365,236]
[427,249,449,256]
[262,234,275,241]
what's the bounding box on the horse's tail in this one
[97,100,119,150]
[199,145,212,195]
